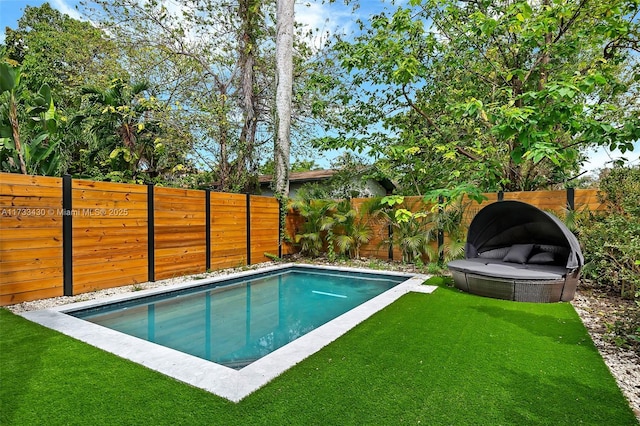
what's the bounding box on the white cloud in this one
[296,1,357,49]
[582,143,640,176]
[51,0,83,21]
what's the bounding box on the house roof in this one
[258,169,395,192]
[258,169,338,184]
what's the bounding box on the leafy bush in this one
[579,166,640,299]
[578,165,639,351]
[580,214,640,298]
[289,198,371,260]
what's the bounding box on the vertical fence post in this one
[277,198,283,259]
[438,195,445,264]
[147,183,155,282]
[388,223,394,261]
[246,193,251,265]
[205,190,211,271]
[566,187,575,211]
[62,174,73,296]
[498,191,504,201]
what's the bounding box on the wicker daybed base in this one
[448,259,579,303]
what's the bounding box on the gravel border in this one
[571,291,640,421]
[5,259,639,419]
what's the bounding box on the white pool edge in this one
[20,264,437,402]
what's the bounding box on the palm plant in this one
[331,199,372,259]
[428,198,468,263]
[290,197,336,257]
[365,197,436,264]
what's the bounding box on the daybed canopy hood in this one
[465,200,584,270]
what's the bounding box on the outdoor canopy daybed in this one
[447,200,583,303]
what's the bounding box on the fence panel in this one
[154,187,206,280]
[210,192,247,269]
[0,174,63,304]
[351,198,386,260]
[249,196,279,264]
[502,190,568,214]
[574,188,605,212]
[71,180,148,294]
[461,192,499,227]
[282,208,302,255]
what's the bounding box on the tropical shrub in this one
[578,166,639,351]
[0,62,62,175]
[364,196,436,265]
[329,199,372,260]
[289,198,334,257]
[579,166,640,299]
[290,197,372,260]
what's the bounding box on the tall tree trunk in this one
[274,0,294,197]
[237,0,259,190]
[217,86,231,191]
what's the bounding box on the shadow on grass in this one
[469,304,592,347]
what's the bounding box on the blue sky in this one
[1,0,637,174]
[0,0,399,44]
[1,0,83,42]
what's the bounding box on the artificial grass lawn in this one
[1,280,637,426]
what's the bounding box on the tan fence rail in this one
[1,173,282,305]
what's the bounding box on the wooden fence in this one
[0,171,606,306]
[1,173,281,305]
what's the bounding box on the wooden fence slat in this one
[0,172,62,187]
[1,247,62,262]
[0,287,63,305]
[72,179,147,193]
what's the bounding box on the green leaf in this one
[395,209,413,223]
[0,63,17,93]
[381,195,405,207]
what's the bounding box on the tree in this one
[83,0,277,191]
[3,3,125,176]
[274,0,294,197]
[259,158,320,175]
[75,78,189,182]
[4,3,123,110]
[314,0,640,193]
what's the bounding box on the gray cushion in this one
[528,251,555,264]
[448,259,565,280]
[537,244,570,258]
[478,247,511,259]
[502,244,534,263]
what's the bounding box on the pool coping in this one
[20,263,436,402]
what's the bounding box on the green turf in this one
[1,283,637,425]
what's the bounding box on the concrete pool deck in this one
[21,264,437,402]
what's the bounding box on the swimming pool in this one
[69,267,406,369]
[21,264,435,402]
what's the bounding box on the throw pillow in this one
[502,244,534,263]
[478,247,511,259]
[528,251,555,264]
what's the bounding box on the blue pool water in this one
[70,267,405,369]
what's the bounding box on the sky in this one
[1,0,637,175]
